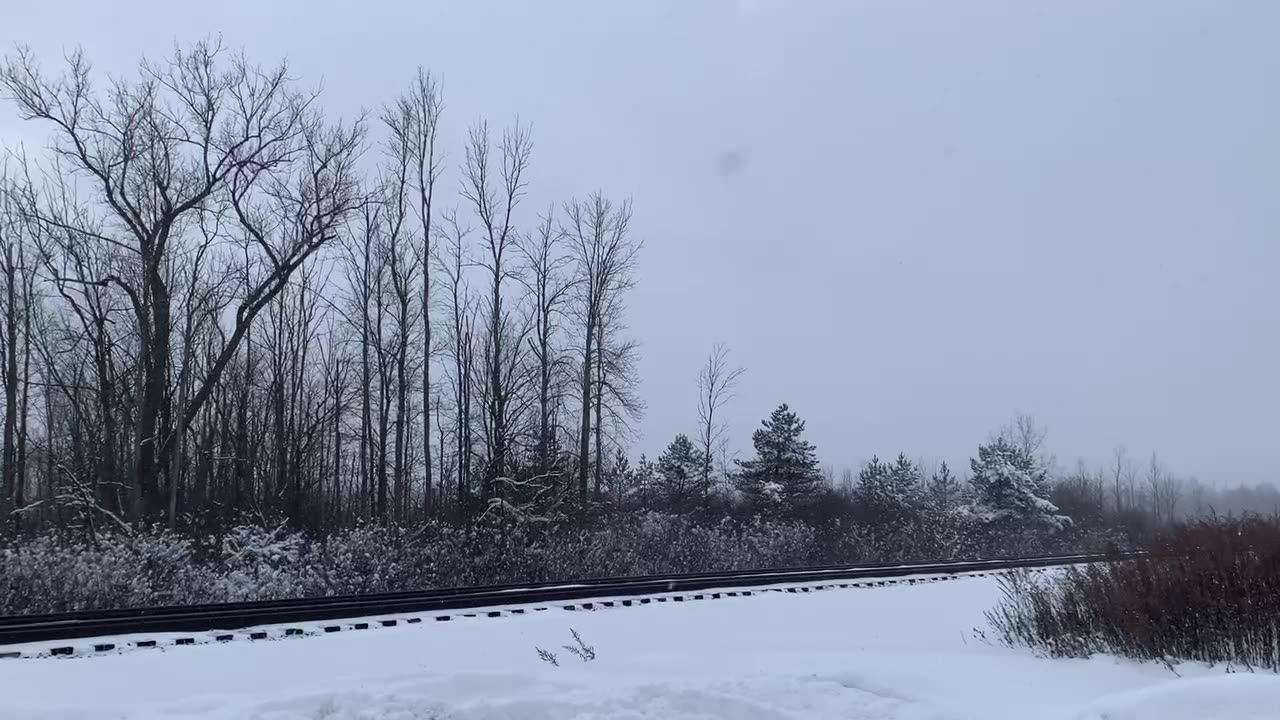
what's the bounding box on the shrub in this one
[0,507,1112,614]
[312,523,436,595]
[0,529,218,614]
[986,517,1280,670]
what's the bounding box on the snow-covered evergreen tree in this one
[856,453,922,522]
[656,434,707,512]
[621,454,658,506]
[927,461,961,510]
[966,437,1069,530]
[888,454,922,499]
[603,448,633,504]
[735,404,822,513]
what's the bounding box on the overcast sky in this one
[4,0,1278,487]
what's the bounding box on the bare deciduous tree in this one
[591,297,643,497]
[563,193,639,501]
[696,343,744,502]
[403,69,443,514]
[519,208,573,478]
[0,164,36,535]
[379,95,422,522]
[1146,453,1166,525]
[461,121,531,493]
[1111,446,1130,513]
[436,209,477,508]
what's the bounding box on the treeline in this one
[0,402,1132,614]
[1051,450,1280,533]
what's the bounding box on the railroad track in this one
[0,552,1127,654]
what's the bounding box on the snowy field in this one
[5,573,1279,720]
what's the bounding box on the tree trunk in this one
[168,348,192,529]
[489,271,504,494]
[15,268,30,532]
[593,318,604,498]
[394,307,408,522]
[376,340,391,520]
[577,311,594,502]
[332,370,343,524]
[2,242,17,532]
[422,260,432,516]
[272,311,289,518]
[137,235,174,520]
[435,396,446,510]
[235,333,252,515]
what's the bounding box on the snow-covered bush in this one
[217,523,325,601]
[0,502,1113,615]
[857,509,982,563]
[735,515,818,567]
[0,529,218,614]
[412,512,828,587]
[312,523,435,595]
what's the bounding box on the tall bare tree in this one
[437,209,476,508]
[696,343,745,502]
[0,165,36,534]
[591,296,643,496]
[461,121,531,492]
[379,96,421,522]
[1146,453,1166,525]
[1111,446,1132,513]
[519,209,573,477]
[166,208,234,528]
[1143,453,1184,525]
[403,69,443,514]
[563,193,640,500]
[341,202,385,518]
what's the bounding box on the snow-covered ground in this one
[5,573,1278,720]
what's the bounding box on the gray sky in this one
[4,0,1278,486]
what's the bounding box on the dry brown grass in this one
[987,517,1280,670]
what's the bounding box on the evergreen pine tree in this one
[857,453,921,522]
[632,454,658,506]
[735,403,822,512]
[967,437,1068,530]
[656,434,706,512]
[888,453,923,500]
[858,456,885,479]
[606,447,632,503]
[927,461,960,510]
